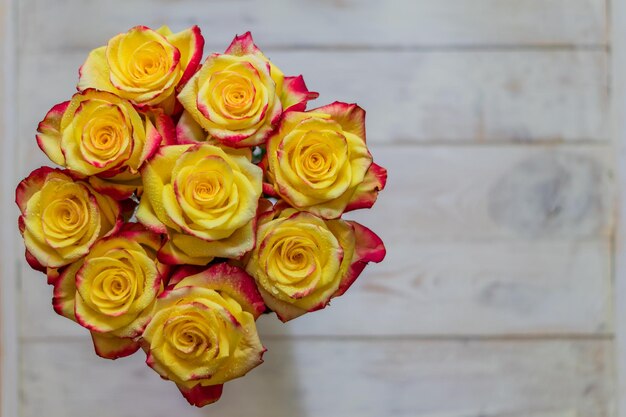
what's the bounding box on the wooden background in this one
[0,0,620,416]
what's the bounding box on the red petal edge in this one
[344,162,387,212]
[177,383,224,407]
[177,25,205,89]
[174,263,266,318]
[15,166,58,213]
[311,101,366,141]
[282,75,319,112]
[91,333,141,360]
[224,31,260,56]
[335,221,386,297]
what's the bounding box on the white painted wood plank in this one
[0,0,19,415]
[278,50,609,144]
[19,239,612,339]
[609,0,626,415]
[16,50,609,156]
[18,0,607,53]
[346,146,614,240]
[20,338,614,417]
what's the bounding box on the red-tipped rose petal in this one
[344,162,387,212]
[176,263,266,318]
[335,222,386,297]
[177,383,224,407]
[224,31,261,56]
[281,75,319,112]
[262,181,278,197]
[156,238,213,266]
[15,166,57,213]
[88,177,136,201]
[154,110,177,145]
[91,332,141,360]
[116,222,163,252]
[46,267,60,286]
[175,25,205,88]
[25,248,46,273]
[176,111,206,144]
[52,263,79,321]
[256,285,307,322]
[36,101,69,166]
[143,117,165,163]
[136,195,168,234]
[167,265,206,288]
[312,101,366,141]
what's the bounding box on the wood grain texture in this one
[0,0,18,415]
[20,338,614,417]
[609,0,626,415]
[18,0,607,53]
[10,0,617,415]
[347,146,614,240]
[19,239,612,339]
[16,50,609,151]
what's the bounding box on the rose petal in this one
[157,236,215,266]
[52,262,80,321]
[176,111,206,144]
[136,195,168,234]
[281,75,319,112]
[166,265,206,288]
[153,110,177,145]
[36,101,70,165]
[311,101,366,141]
[142,116,165,163]
[91,332,140,360]
[15,166,58,213]
[177,383,224,408]
[167,25,205,88]
[25,248,46,273]
[344,162,387,212]
[257,285,307,322]
[88,176,137,200]
[224,32,261,56]
[174,263,266,318]
[77,46,115,93]
[335,221,386,297]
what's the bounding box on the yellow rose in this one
[51,224,166,359]
[245,205,386,321]
[265,102,387,219]
[136,144,263,265]
[16,168,121,269]
[36,90,173,198]
[142,263,265,407]
[78,25,204,111]
[177,32,318,148]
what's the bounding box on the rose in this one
[51,224,165,359]
[142,263,265,407]
[177,32,318,148]
[78,25,204,112]
[263,102,387,219]
[36,89,174,198]
[136,144,263,265]
[16,167,121,270]
[245,205,386,321]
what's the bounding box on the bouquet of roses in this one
[16,25,386,407]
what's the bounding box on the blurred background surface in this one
[0,0,619,416]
